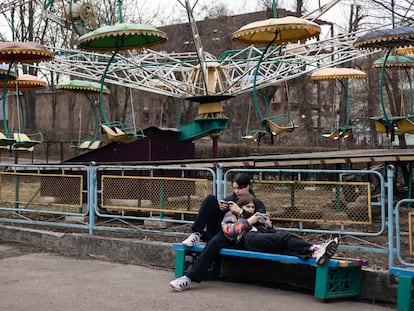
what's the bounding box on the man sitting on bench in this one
[181,173,266,247]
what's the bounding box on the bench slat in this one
[390,267,414,277]
[172,243,362,268]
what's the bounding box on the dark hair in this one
[237,193,256,208]
[233,173,250,189]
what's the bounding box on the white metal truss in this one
[34,26,381,100]
[3,0,385,101]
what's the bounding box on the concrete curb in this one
[0,225,397,304]
[0,225,175,270]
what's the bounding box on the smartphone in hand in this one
[220,200,231,211]
[255,212,269,221]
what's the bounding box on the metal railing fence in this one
[0,162,399,265]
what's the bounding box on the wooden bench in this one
[390,267,414,311]
[172,243,364,300]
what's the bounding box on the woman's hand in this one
[219,200,242,215]
[247,214,260,225]
[219,200,230,212]
[262,217,273,228]
[248,212,272,227]
[228,202,243,216]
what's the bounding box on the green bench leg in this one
[397,275,413,311]
[174,249,222,279]
[175,249,186,278]
[314,265,361,300]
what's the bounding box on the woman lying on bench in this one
[169,193,338,292]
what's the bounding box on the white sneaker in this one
[314,237,338,265]
[181,232,201,247]
[169,276,191,292]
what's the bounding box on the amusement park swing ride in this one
[1,0,412,157]
[57,79,111,150]
[311,67,367,141]
[371,54,414,141]
[353,13,414,144]
[0,41,54,153]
